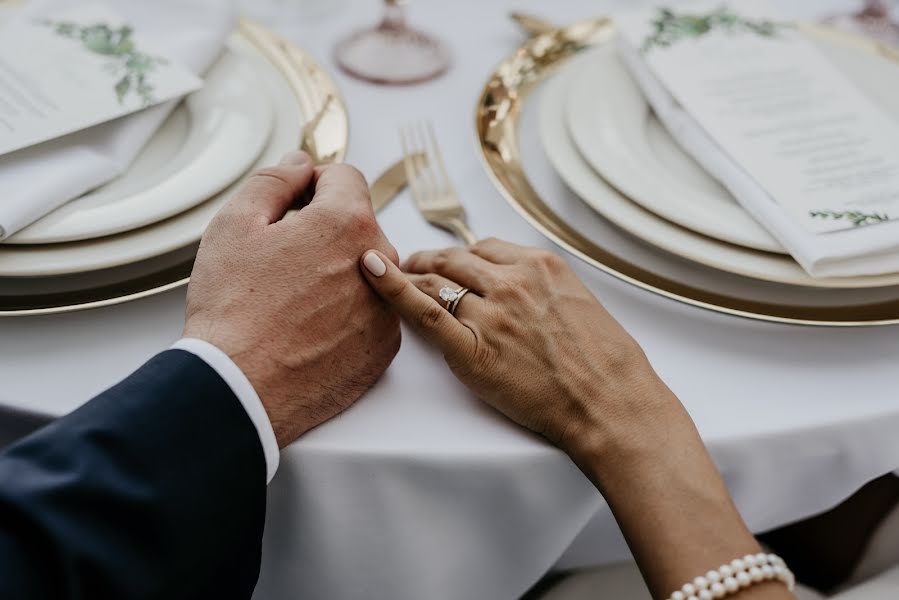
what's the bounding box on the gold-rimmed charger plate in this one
[475,18,899,326]
[0,19,348,316]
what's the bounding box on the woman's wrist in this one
[556,368,687,483]
[556,373,782,599]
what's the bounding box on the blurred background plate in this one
[565,25,899,255]
[0,245,197,315]
[0,21,348,311]
[565,43,783,254]
[6,44,274,245]
[542,52,899,289]
[477,18,899,326]
[0,26,310,278]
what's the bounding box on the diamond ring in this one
[438,286,470,316]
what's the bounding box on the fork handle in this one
[446,217,477,246]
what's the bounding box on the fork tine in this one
[426,121,454,196]
[399,125,422,203]
[411,122,434,206]
[398,121,476,245]
[417,121,437,199]
[417,124,436,206]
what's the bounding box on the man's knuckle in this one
[345,165,369,189]
[342,201,373,226]
[250,167,291,191]
[385,245,400,266]
[326,164,370,194]
[356,210,378,232]
[330,163,364,181]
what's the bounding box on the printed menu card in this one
[616,1,899,233]
[0,3,201,156]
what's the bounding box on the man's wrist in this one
[171,338,280,483]
[224,345,318,449]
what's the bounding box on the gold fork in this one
[301,93,334,162]
[399,122,477,246]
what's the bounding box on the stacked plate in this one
[0,20,348,315]
[476,19,899,326]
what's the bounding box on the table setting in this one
[0,0,347,310]
[1,0,899,599]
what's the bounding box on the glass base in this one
[335,24,450,85]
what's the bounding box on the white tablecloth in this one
[1,1,898,599]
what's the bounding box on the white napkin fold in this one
[0,0,235,240]
[617,39,899,279]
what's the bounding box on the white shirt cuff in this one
[171,338,279,484]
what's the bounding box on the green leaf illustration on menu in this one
[40,20,167,107]
[641,6,782,53]
[809,209,891,227]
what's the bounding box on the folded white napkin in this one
[617,39,899,279]
[0,0,235,240]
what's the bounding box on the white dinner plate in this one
[565,28,899,254]
[0,33,302,277]
[6,41,274,245]
[540,52,899,289]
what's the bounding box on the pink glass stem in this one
[381,0,406,29]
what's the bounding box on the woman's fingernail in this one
[363,252,387,277]
[279,150,309,165]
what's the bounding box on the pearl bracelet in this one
[667,553,795,600]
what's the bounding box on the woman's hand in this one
[360,239,793,600]
[358,238,677,463]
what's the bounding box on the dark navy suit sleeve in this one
[0,349,268,600]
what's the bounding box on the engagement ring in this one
[439,286,470,316]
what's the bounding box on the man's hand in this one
[184,151,401,448]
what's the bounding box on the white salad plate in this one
[6,42,274,245]
[564,27,899,254]
[0,33,302,277]
[540,51,899,289]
